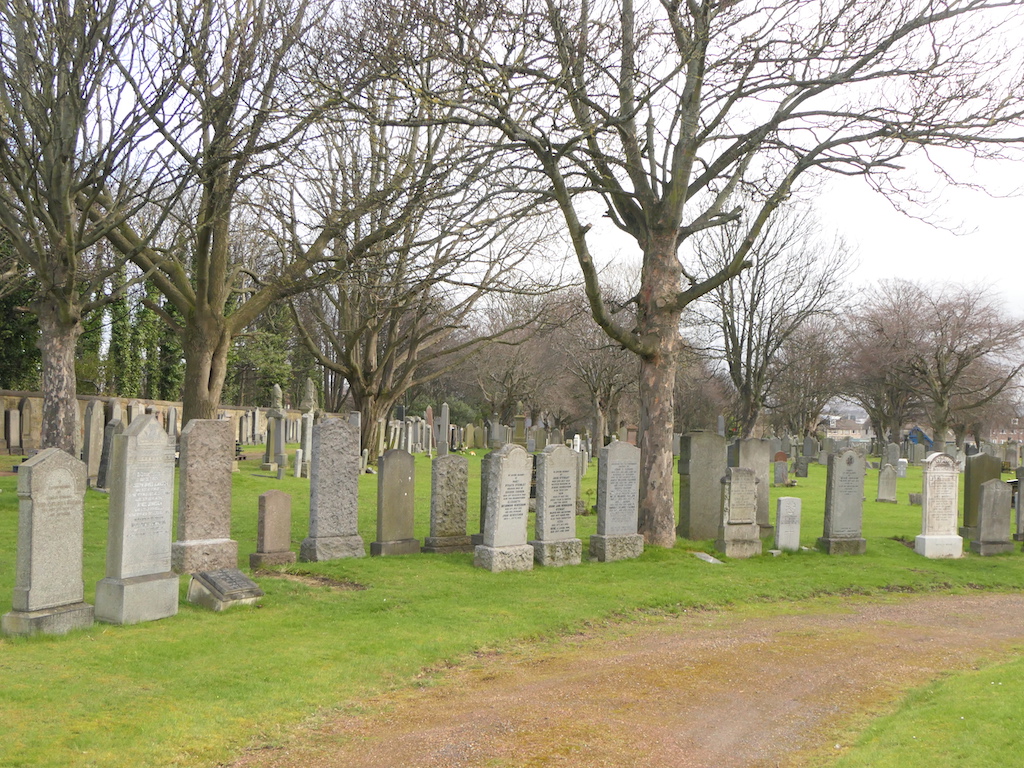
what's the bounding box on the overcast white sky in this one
[816,163,1024,317]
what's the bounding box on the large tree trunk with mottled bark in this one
[180,314,233,426]
[35,298,82,454]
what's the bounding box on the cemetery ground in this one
[1,452,1023,767]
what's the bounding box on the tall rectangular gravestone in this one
[371,449,420,555]
[1016,466,1024,543]
[2,449,94,636]
[715,467,761,558]
[590,440,644,562]
[970,479,1014,556]
[774,497,801,552]
[817,449,866,554]
[82,399,105,487]
[171,419,239,573]
[530,444,581,566]
[423,454,472,553]
[95,414,179,624]
[301,418,365,560]
[885,443,900,470]
[471,450,495,546]
[915,453,963,558]
[875,464,897,503]
[677,432,727,540]
[250,490,296,568]
[474,444,534,572]
[961,453,1002,540]
[728,438,773,540]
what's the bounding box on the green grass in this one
[0,449,1019,767]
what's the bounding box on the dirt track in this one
[230,592,1024,768]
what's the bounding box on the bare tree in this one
[405,0,1024,545]
[0,0,173,450]
[693,203,851,437]
[768,317,847,437]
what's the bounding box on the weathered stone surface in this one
[589,533,645,562]
[3,448,94,636]
[715,466,762,559]
[915,453,963,559]
[876,463,898,503]
[300,418,364,561]
[250,489,296,568]
[677,432,727,540]
[597,441,640,537]
[482,444,532,549]
[961,453,1002,540]
[96,414,179,624]
[172,419,238,573]
[729,438,773,540]
[371,449,420,556]
[530,538,582,567]
[424,454,472,553]
[186,569,264,611]
[774,497,801,552]
[535,445,578,542]
[83,399,105,486]
[817,449,867,555]
[96,418,125,490]
[970,479,1014,556]
[473,543,534,572]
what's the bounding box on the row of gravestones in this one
[1,415,641,636]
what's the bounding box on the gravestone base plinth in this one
[816,536,867,555]
[914,534,963,559]
[969,540,1014,556]
[299,535,364,561]
[186,570,264,611]
[171,538,238,574]
[249,550,297,569]
[95,572,179,624]
[1013,532,1024,542]
[758,524,775,540]
[421,535,474,554]
[715,537,762,559]
[260,462,278,472]
[530,538,582,567]
[370,538,421,556]
[470,533,485,546]
[2,602,94,636]
[959,525,978,540]
[473,544,534,572]
[589,533,644,562]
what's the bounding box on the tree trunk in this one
[635,233,683,548]
[35,298,82,454]
[352,390,400,465]
[180,315,233,426]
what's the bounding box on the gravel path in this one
[230,592,1024,768]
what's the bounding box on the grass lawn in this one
[0,447,1020,767]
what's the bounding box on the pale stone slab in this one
[715,467,762,558]
[915,453,963,559]
[482,444,532,549]
[774,497,801,552]
[250,489,296,568]
[597,440,640,537]
[172,419,238,573]
[82,399,105,486]
[300,418,364,561]
[534,445,578,542]
[3,448,94,636]
[371,449,420,556]
[677,432,727,540]
[423,454,472,553]
[473,543,534,572]
[96,414,179,624]
[818,449,866,555]
[588,533,645,562]
[729,438,773,539]
[876,464,898,503]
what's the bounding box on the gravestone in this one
[914,453,963,558]
[961,452,1002,540]
[294,448,304,477]
[19,397,37,451]
[371,449,420,555]
[1016,466,1024,542]
[299,412,313,477]
[300,418,365,560]
[728,438,773,540]
[817,449,867,555]
[896,458,908,478]
[803,435,817,459]
[5,408,21,453]
[171,419,238,573]
[423,454,472,553]
[438,402,451,457]
[794,456,809,478]
[910,443,927,465]
[714,467,761,559]
[186,569,263,611]
[717,414,726,437]
[2,449,94,636]
[250,490,296,568]
[474,443,534,572]
[774,497,801,553]
[95,418,125,490]
[590,440,644,562]
[970,479,1014,556]
[82,399,105,486]
[885,443,900,470]
[471,451,495,546]
[677,432,727,540]
[126,400,141,425]
[773,451,789,486]
[166,406,178,440]
[529,445,582,567]
[512,412,527,447]
[875,464,897,503]
[95,414,179,624]
[909,492,923,505]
